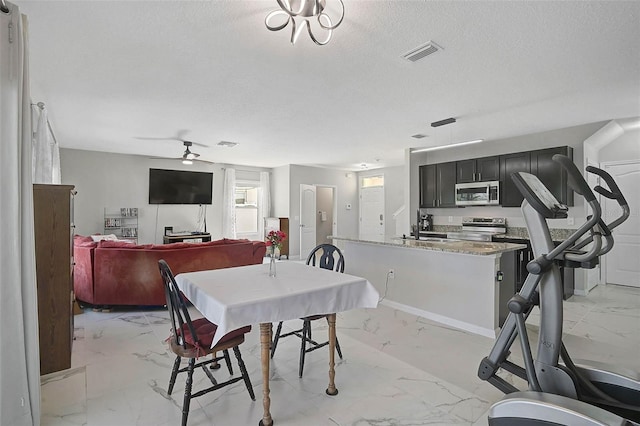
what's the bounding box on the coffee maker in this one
[421,214,433,231]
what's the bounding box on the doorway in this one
[359,175,385,242]
[601,160,640,288]
[300,184,337,259]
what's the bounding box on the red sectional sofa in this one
[74,236,267,306]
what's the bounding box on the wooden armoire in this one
[33,184,75,375]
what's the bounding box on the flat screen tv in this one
[149,168,213,205]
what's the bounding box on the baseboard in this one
[379,299,497,339]
[574,289,588,296]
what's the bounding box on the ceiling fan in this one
[143,137,214,165]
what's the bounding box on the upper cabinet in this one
[500,151,532,207]
[456,156,500,183]
[437,162,457,207]
[419,164,437,208]
[530,146,574,207]
[419,145,574,208]
[500,146,574,207]
[419,162,457,208]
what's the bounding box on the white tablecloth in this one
[175,262,379,346]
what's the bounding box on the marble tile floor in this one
[41,283,639,426]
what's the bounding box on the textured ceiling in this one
[17,0,640,170]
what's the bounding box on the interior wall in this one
[598,128,640,162]
[315,187,334,244]
[288,165,359,259]
[60,148,270,244]
[409,121,607,230]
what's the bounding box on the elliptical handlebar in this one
[571,165,631,254]
[541,155,603,265]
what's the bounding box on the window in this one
[362,175,384,188]
[235,183,259,235]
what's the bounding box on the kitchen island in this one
[331,236,526,337]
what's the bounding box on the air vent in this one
[411,134,428,139]
[217,141,238,148]
[402,41,443,62]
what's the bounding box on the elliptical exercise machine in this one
[477,154,639,425]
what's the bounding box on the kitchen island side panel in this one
[342,240,500,336]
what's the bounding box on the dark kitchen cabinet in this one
[500,151,531,207]
[418,162,456,207]
[530,146,574,206]
[500,146,574,207]
[500,237,574,300]
[419,164,437,208]
[437,162,457,207]
[457,156,500,183]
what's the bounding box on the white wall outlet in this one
[567,217,575,226]
[388,269,394,279]
[448,216,453,223]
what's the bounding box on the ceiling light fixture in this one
[182,159,193,165]
[412,139,485,154]
[265,0,344,46]
[431,117,456,127]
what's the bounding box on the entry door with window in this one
[300,184,317,258]
[359,175,385,242]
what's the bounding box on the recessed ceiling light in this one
[217,141,238,148]
[412,134,428,139]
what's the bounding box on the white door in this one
[359,185,385,242]
[602,160,640,288]
[300,184,317,259]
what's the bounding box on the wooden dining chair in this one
[158,260,255,426]
[270,243,345,377]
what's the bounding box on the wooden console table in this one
[163,233,211,244]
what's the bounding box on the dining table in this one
[175,261,379,426]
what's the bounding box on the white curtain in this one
[222,168,236,238]
[258,171,271,239]
[0,4,41,426]
[32,105,60,184]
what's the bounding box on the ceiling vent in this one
[411,134,428,139]
[402,41,443,62]
[217,141,238,148]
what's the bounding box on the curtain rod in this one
[1,0,9,14]
[31,102,59,146]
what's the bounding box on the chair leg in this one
[233,346,256,401]
[168,356,181,395]
[223,349,233,375]
[270,321,283,359]
[299,320,310,377]
[181,358,196,426]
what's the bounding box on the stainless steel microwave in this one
[455,181,500,206]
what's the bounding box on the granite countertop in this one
[330,236,526,256]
